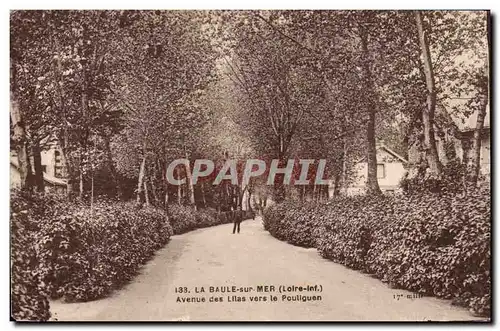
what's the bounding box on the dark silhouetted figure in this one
[232,207,243,234]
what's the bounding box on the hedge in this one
[262,188,491,317]
[263,201,322,248]
[11,190,54,321]
[167,206,255,234]
[37,201,174,303]
[11,190,252,321]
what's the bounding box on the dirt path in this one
[51,217,481,321]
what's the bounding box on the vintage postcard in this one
[10,9,490,322]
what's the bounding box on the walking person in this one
[232,206,243,234]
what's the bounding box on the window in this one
[377,164,385,179]
[41,165,47,173]
[54,150,62,177]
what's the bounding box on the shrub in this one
[263,188,491,317]
[37,202,238,302]
[263,201,321,248]
[400,159,468,194]
[317,196,393,270]
[367,189,490,316]
[38,202,173,302]
[12,188,256,318]
[11,190,51,321]
[168,204,198,234]
[166,205,242,233]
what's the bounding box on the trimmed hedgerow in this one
[263,201,322,248]
[40,204,246,302]
[168,204,199,234]
[12,191,247,319]
[317,196,393,271]
[10,190,57,321]
[262,188,490,317]
[167,207,254,234]
[366,189,490,317]
[35,201,173,302]
[167,205,244,234]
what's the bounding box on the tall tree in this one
[468,68,489,184]
[415,11,442,176]
[10,62,31,190]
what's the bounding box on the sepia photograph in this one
[9,9,491,322]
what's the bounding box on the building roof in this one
[356,143,408,164]
[43,173,67,186]
[437,99,490,133]
[379,144,408,163]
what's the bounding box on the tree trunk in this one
[52,39,75,196]
[469,77,489,184]
[91,172,94,210]
[238,186,246,209]
[359,22,382,196]
[150,164,160,205]
[164,185,170,212]
[144,180,150,206]
[247,191,252,211]
[366,110,381,195]
[440,141,450,166]
[176,167,182,205]
[273,150,287,203]
[136,155,146,204]
[78,146,88,199]
[150,178,158,206]
[79,167,84,199]
[224,182,230,210]
[79,60,89,200]
[59,147,75,196]
[57,145,73,195]
[333,174,341,197]
[10,65,31,190]
[342,139,349,195]
[32,140,45,192]
[201,182,207,208]
[415,11,442,176]
[184,152,196,207]
[102,133,118,198]
[25,143,34,189]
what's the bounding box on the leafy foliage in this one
[400,159,469,194]
[36,202,172,302]
[10,10,490,321]
[263,189,491,317]
[11,191,244,317]
[10,190,58,321]
[263,201,321,248]
[169,205,255,234]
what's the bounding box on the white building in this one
[344,143,408,195]
[408,104,490,179]
[10,145,68,193]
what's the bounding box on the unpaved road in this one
[51,217,482,321]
